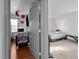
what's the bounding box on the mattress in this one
[16,33,29,45]
[49,31,66,41]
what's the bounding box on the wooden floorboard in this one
[11,40,35,59]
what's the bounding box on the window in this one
[11,19,18,32]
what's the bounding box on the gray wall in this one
[0,0,5,58]
[0,0,10,59]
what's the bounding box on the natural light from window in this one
[11,18,18,32]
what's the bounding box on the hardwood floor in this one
[11,40,35,59]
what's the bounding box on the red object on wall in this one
[15,10,25,25]
[15,11,20,16]
[21,15,25,18]
[20,21,24,24]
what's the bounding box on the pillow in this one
[56,29,60,31]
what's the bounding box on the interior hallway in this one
[11,40,35,59]
[50,39,78,59]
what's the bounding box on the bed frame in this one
[49,35,67,42]
[66,35,78,41]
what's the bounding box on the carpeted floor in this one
[50,39,78,59]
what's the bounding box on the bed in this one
[49,31,67,42]
[16,33,29,49]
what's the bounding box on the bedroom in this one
[48,0,78,59]
[11,0,36,59]
[10,0,48,59]
[0,0,78,58]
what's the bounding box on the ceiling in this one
[11,0,35,15]
[11,0,78,18]
[48,0,78,19]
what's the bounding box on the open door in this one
[29,0,40,59]
[29,0,48,59]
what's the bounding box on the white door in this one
[29,0,48,59]
[29,1,40,59]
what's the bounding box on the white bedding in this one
[49,31,66,41]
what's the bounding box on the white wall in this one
[48,0,78,36]
[48,0,78,18]
[11,14,19,19]
[11,0,35,15]
[48,18,56,31]
[56,11,78,36]
[48,12,78,36]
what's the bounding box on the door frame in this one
[4,0,11,59]
[40,0,48,59]
[4,0,48,59]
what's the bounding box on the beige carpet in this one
[50,39,78,59]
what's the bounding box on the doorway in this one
[48,0,78,59]
[10,0,48,59]
[0,0,48,59]
[10,0,36,59]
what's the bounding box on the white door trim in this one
[40,0,48,59]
